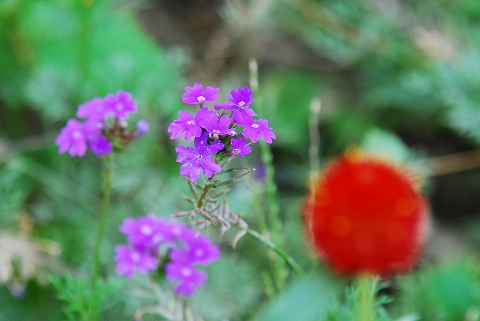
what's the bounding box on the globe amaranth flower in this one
[181,82,220,105]
[55,91,147,157]
[175,132,224,182]
[114,214,220,296]
[303,150,430,276]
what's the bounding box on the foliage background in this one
[1,0,480,320]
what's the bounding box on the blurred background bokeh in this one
[1,0,480,320]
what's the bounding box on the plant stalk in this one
[89,154,113,320]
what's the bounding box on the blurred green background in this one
[1,0,480,320]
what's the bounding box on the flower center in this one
[181,267,192,277]
[197,96,206,103]
[115,103,124,111]
[187,120,196,126]
[233,148,240,154]
[140,225,153,235]
[131,252,140,263]
[73,130,83,139]
[238,101,245,109]
[195,248,204,257]
[251,123,260,129]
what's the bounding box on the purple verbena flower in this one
[119,214,175,250]
[241,119,276,144]
[165,261,208,297]
[55,119,88,157]
[228,86,255,108]
[214,86,257,127]
[175,133,223,182]
[114,245,158,278]
[136,119,150,134]
[200,113,235,137]
[181,83,220,105]
[171,234,221,266]
[168,111,202,140]
[88,135,113,157]
[104,90,137,120]
[76,97,108,121]
[229,138,252,157]
[115,214,221,297]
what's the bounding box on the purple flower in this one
[229,138,252,157]
[175,133,223,182]
[119,214,175,250]
[114,214,221,297]
[76,97,108,121]
[171,234,221,266]
[104,90,137,120]
[114,245,158,278]
[228,86,255,108]
[165,261,208,297]
[200,113,235,137]
[55,119,88,157]
[181,83,220,105]
[136,119,149,134]
[214,86,257,127]
[168,111,202,140]
[88,135,113,157]
[241,119,276,144]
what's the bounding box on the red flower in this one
[304,150,430,276]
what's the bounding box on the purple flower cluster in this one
[114,213,220,297]
[55,91,148,157]
[168,83,276,182]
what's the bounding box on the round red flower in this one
[304,151,430,276]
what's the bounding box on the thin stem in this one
[250,58,286,290]
[245,229,304,276]
[89,154,113,320]
[355,273,377,321]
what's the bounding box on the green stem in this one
[245,229,304,276]
[355,273,377,321]
[249,58,286,289]
[89,154,113,320]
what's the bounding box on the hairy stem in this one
[355,273,377,321]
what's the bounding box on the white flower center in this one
[73,130,83,139]
[187,120,196,126]
[197,96,206,103]
[115,103,124,111]
[181,267,192,277]
[233,148,240,154]
[251,123,260,129]
[140,225,152,235]
[195,249,204,257]
[131,252,140,263]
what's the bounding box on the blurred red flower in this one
[304,150,430,276]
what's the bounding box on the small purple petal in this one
[229,138,252,157]
[181,83,220,105]
[55,119,88,157]
[89,135,113,157]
